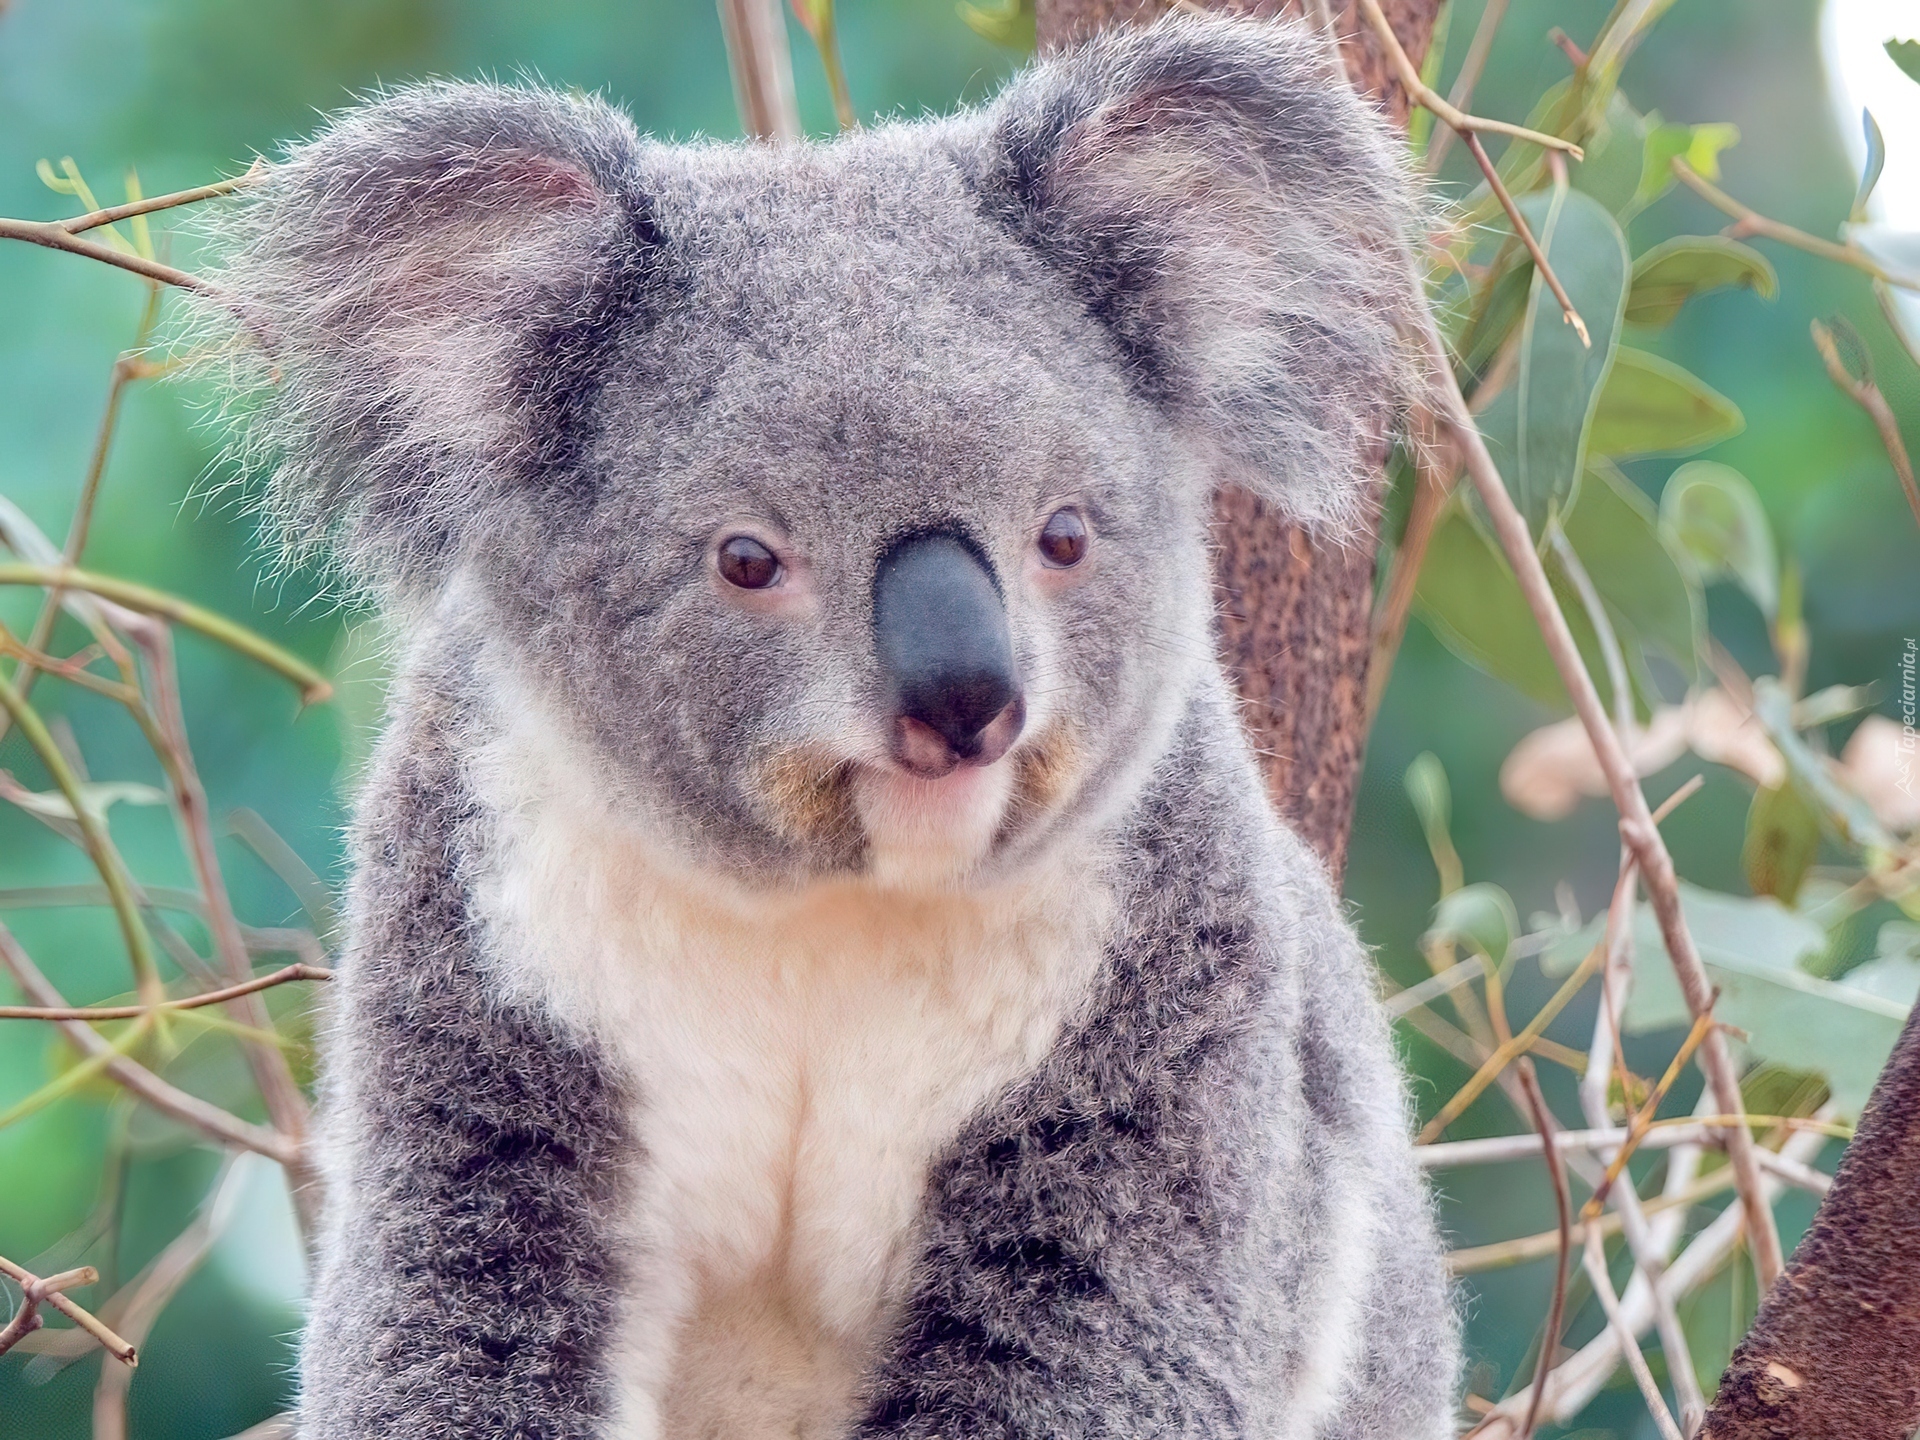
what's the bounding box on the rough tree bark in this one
[1036,0,1442,878]
[1701,1003,1920,1440]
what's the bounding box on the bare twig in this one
[92,1157,246,1440]
[1419,1114,1847,1170]
[1581,852,1708,1433]
[1367,426,1456,720]
[0,217,206,290]
[0,922,298,1167]
[127,621,320,1236]
[1671,158,1920,293]
[0,565,331,703]
[62,160,265,236]
[0,963,330,1021]
[1358,0,1588,344]
[1424,0,1510,172]
[0,665,159,1003]
[1810,319,1920,531]
[0,1255,135,1365]
[0,164,258,291]
[1356,0,1581,157]
[715,0,802,139]
[1515,1059,1571,1440]
[1584,1228,1686,1440]
[1416,939,1605,1142]
[1412,281,1786,1286]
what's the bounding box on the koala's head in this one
[204,15,1414,890]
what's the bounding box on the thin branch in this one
[715,0,802,140]
[1424,0,1510,172]
[1585,1007,1717,1215]
[1584,1228,1686,1440]
[0,963,330,1021]
[1515,1060,1571,1440]
[1367,425,1456,720]
[1419,1114,1847,1170]
[0,665,160,1003]
[0,922,298,1167]
[1671,158,1920,293]
[0,1255,135,1366]
[1412,278,1787,1287]
[1357,0,1588,344]
[0,565,331,703]
[1448,1165,1736,1275]
[1416,940,1605,1142]
[59,160,265,236]
[92,1157,246,1440]
[0,216,206,289]
[1810,319,1920,531]
[126,621,319,1237]
[1581,852,1708,1432]
[1356,0,1582,157]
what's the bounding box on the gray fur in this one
[201,14,1454,1437]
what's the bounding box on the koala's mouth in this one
[754,721,1083,883]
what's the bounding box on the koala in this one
[203,14,1457,1439]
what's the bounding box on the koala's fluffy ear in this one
[199,82,653,591]
[977,16,1419,530]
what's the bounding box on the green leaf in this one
[1624,236,1778,328]
[1427,883,1520,965]
[1633,121,1740,212]
[1887,38,1920,86]
[1842,922,1920,1004]
[1659,461,1778,617]
[1477,189,1630,531]
[1560,460,1702,677]
[1404,751,1453,846]
[1612,883,1904,1117]
[1742,782,1821,904]
[1415,502,1567,707]
[956,0,1033,50]
[1571,91,1651,217]
[1852,110,1888,223]
[1588,347,1743,458]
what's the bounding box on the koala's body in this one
[208,15,1456,1438]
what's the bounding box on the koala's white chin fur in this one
[853,760,1015,889]
[468,659,1114,1440]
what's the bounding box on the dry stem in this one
[0,921,298,1167]
[0,963,330,1021]
[1672,158,1920,294]
[1810,319,1920,531]
[1412,288,1786,1286]
[1514,1059,1570,1440]
[0,1254,135,1365]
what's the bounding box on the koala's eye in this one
[1037,507,1089,568]
[717,535,782,590]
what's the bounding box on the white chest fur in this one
[468,728,1111,1439]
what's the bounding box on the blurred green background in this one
[1,1,1913,1436]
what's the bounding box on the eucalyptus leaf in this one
[1477,189,1630,532]
[1887,38,1920,86]
[1634,120,1741,211]
[1427,883,1520,965]
[1571,92,1650,217]
[1852,110,1887,223]
[1609,883,1902,1117]
[1625,236,1778,328]
[1404,751,1453,849]
[1415,502,1566,707]
[1588,347,1743,457]
[1742,781,1821,904]
[1659,461,1778,617]
[1560,460,1702,677]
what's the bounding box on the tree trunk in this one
[1701,1004,1920,1440]
[1035,0,1441,878]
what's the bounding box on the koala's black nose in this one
[872,532,1025,778]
